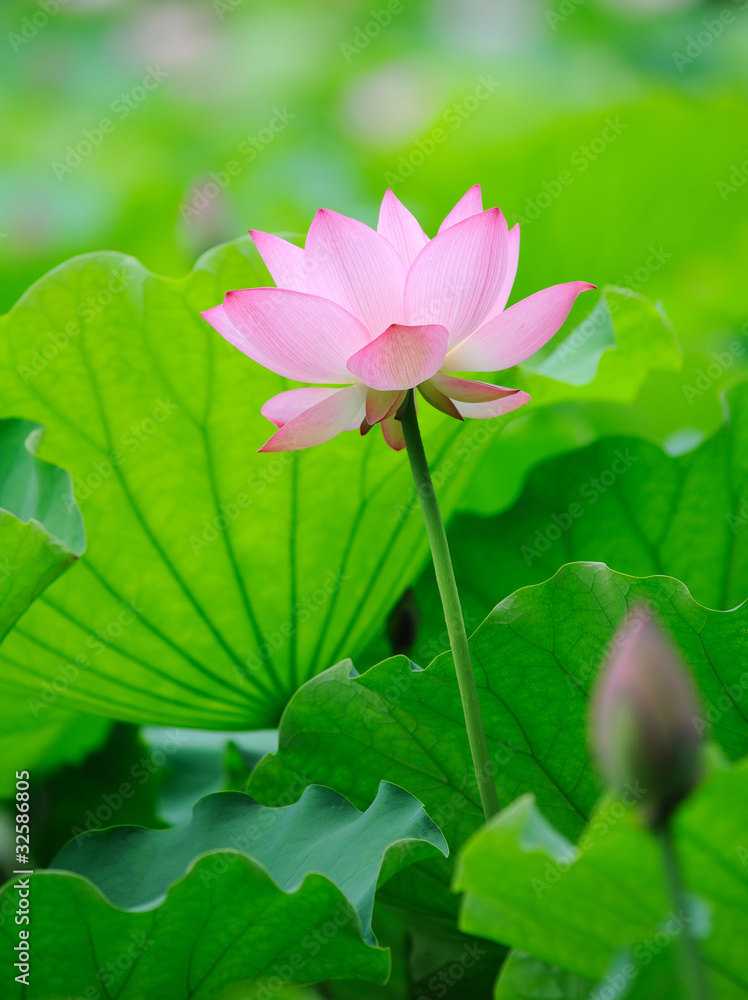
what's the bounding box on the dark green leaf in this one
[0,242,522,729]
[250,565,748,927]
[415,379,748,659]
[456,763,747,997]
[2,783,447,998]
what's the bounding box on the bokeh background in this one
[2,0,748,448]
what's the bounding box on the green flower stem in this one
[399,390,499,822]
[658,821,710,1000]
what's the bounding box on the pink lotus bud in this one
[591,607,704,826]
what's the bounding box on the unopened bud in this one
[591,607,704,826]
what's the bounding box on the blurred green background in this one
[1,0,747,437]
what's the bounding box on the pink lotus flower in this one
[202,185,594,452]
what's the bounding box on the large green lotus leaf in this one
[415,379,748,652]
[0,418,84,641]
[250,565,748,926]
[1,782,447,999]
[53,780,447,916]
[0,244,677,729]
[0,241,487,729]
[455,763,748,998]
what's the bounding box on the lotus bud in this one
[591,606,704,827]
